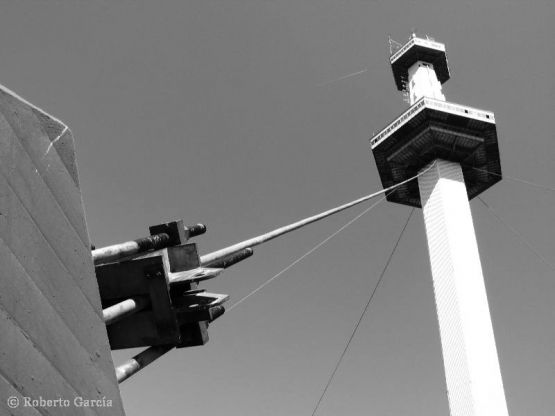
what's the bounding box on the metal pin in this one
[116,345,173,383]
[186,223,206,238]
[92,233,170,265]
[103,296,150,326]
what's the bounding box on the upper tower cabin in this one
[371,34,502,207]
[390,33,450,103]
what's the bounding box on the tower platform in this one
[370,97,501,207]
[390,36,450,91]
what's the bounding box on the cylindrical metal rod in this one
[204,247,253,268]
[116,345,173,383]
[113,171,430,383]
[92,233,170,265]
[186,223,207,238]
[103,296,150,326]
[115,307,225,383]
[199,169,426,266]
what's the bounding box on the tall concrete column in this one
[418,160,509,416]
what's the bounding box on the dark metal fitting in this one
[186,224,207,238]
[206,247,253,269]
[135,233,171,251]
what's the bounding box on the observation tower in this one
[371,34,509,416]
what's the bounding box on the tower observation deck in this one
[372,34,501,208]
[371,35,509,416]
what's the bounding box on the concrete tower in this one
[371,35,508,416]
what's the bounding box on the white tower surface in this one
[407,61,446,104]
[419,161,509,416]
[371,35,508,416]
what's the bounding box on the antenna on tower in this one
[388,35,403,55]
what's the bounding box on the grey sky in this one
[1,1,554,415]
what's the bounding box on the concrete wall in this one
[0,85,125,416]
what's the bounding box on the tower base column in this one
[418,160,509,416]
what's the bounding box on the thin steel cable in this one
[471,166,555,194]
[119,199,391,383]
[228,195,388,312]
[477,196,555,272]
[116,165,435,383]
[310,208,414,416]
[201,162,437,265]
[226,163,437,312]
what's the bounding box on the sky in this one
[0,1,554,415]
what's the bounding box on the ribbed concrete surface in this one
[418,160,509,416]
[0,85,125,416]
